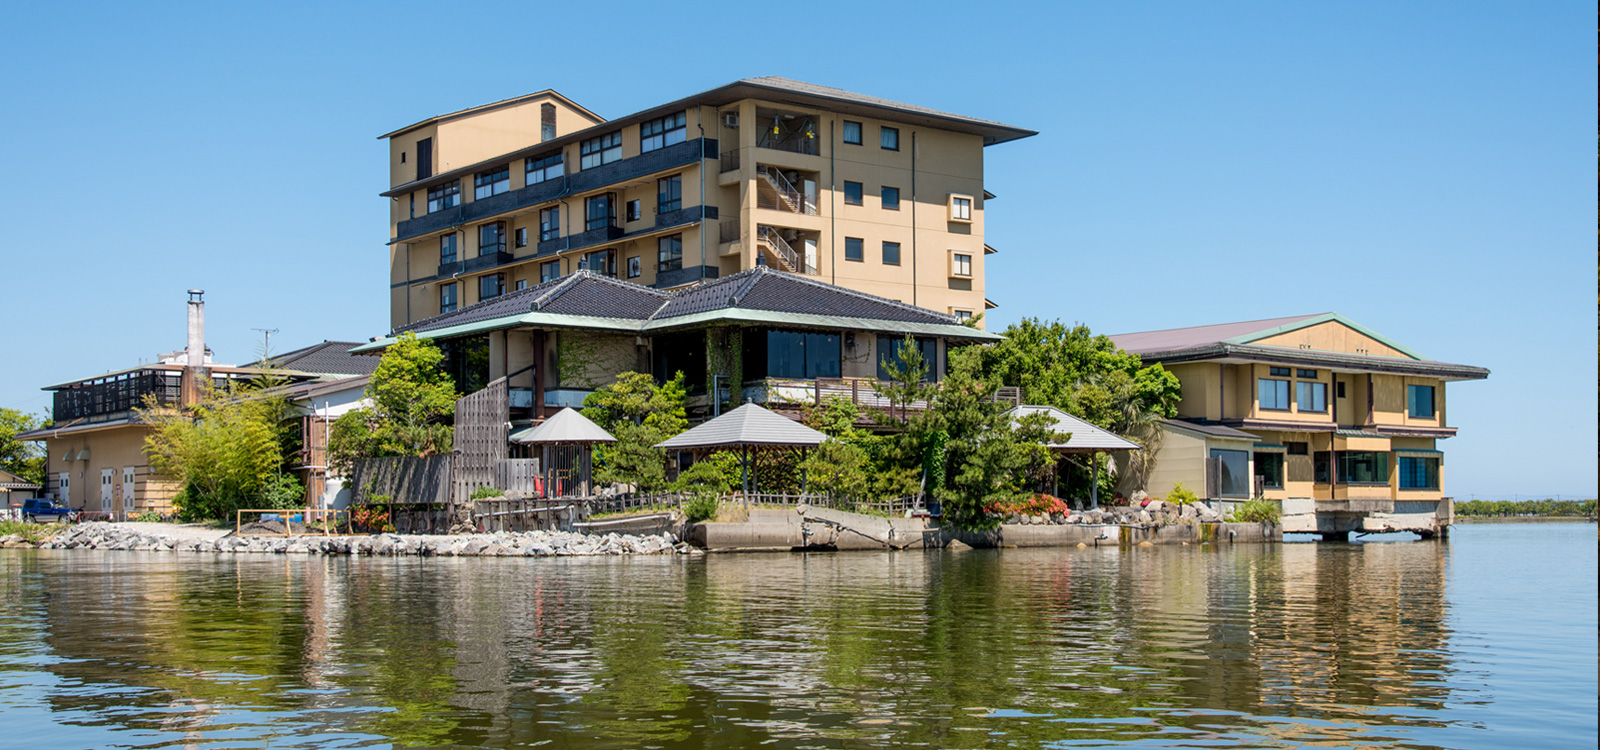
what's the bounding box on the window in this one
[438,282,457,313]
[658,175,682,213]
[585,250,615,276]
[426,180,460,213]
[951,252,972,277]
[1255,452,1285,489]
[1269,366,1291,377]
[416,137,433,180]
[478,273,505,301]
[1296,381,1327,412]
[1258,378,1290,410]
[586,194,616,231]
[515,279,527,291]
[1296,368,1317,379]
[1337,380,1346,398]
[952,309,973,322]
[1336,451,1389,484]
[880,126,899,150]
[626,200,641,222]
[580,131,622,169]
[882,241,901,265]
[1408,385,1436,418]
[409,195,414,219]
[744,330,841,379]
[474,165,509,199]
[627,255,641,278]
[539,206,560,241]
[439,234,457,265]
[478,222,505,256]
[876,335,936,381]
[949,195,972,222]
[540,260,561,282]
[844,237,863,262]
[842,120,862,145]
[525,150,563,184]
[1210,449,1250,498]
[1399,456,1440,490]
[639,111,687,152]
[1286,441,1309,456]
[843,181,863,206]
[881,186,900,210]
[658,234,683,273]
[1314,452,1330,483]
[515,227,527,248]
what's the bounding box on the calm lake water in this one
[0,523,1594,749]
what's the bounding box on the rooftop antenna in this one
[252,327,279,358]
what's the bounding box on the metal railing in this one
[738,492,921,518]
[719,218,741,243]
[757,226,817,275]
[235,508,352,537]
[756,166,817,215]
[756,133,820,156]
[720,149,740,173]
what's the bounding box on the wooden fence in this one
[453,377,508,506]
[471,497,583,532]
[349,456,453,505]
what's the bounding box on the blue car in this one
[20,498,79,524]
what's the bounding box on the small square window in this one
[626,200,641,222]
[881,126,899,150]
[948,194,972,222]
[845,237,863,262]
[627,256,641,278]
[842,120,862,145]
[1269,366,1291,377]
[1336,380,1347,398]
[950,252,972,277]
[540,260,561,283]
[882,241,901,265]
[515,279,527,291]
[881,186,900,210]
[844,181,863,206]
[1296,368,1318,379]
[952,309,973,322]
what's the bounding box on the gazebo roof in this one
[1007,405,1142,453]
[656,403,828,450]
[509,407,616,444]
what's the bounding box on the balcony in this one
[437,251,514,277]
[756,166,818,215]
[747,377,1023,415]
[756,226,817,275]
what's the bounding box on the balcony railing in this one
[751,377,1024,414]
[720,149,740,173]
[756,132,820,156]
[756,166,817,215]
[719,219,740,244]
[756,226,817,275]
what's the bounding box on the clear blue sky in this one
[1,1,1593,499]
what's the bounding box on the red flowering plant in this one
[986,493,1071,517]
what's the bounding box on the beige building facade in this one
[380,78,1033,331]
[1112,313,1489,538]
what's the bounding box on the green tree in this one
[583,371,687,493]
[929,353,1060,530]
[968,318,1180,428]
[140,379,301,521]
[0,408,46,485]
[328,332,456,476]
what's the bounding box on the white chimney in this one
[186,289,205,366]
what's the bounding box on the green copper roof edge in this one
[1224,313,1427,361]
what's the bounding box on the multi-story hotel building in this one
[380,77,1034,331]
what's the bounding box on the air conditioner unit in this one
[723,112,740,128]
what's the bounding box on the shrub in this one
[1165,483,1199,506]
[135,511,162,523]
[470,486,504,500]
[351,504,393,533]
[1227,498,1281,524]
[683,493,720,523]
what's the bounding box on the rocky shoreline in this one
[4,522,692,557]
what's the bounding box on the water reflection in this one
[0,527,1589,749]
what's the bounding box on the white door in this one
[803,238,818,272]
[122,467,136,515]
[57,473,70,505]
[100,469,114,515]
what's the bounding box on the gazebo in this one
[509,407,616,497]
[1008,405,1142,509]
[655,403,828,494]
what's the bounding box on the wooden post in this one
[1090,452,1099,510]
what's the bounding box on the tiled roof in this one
[1110,314,1326,355]
[1008,406,1142,452]
[652,267,956,324]
[737,77,1032,137]
[1160,419,1261,441]
[265,341,381,376]
[398,268,961,339]
[509,407,616,444]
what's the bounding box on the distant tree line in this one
[1455,498,1597,518]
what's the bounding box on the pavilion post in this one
[1090,452,1099,510]
[581,446,592,497]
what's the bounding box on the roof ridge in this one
[530,271,592,311]
[758,267,955,322]
[1113,313,1327,337]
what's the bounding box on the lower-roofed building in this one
[1111,313,1489,538]
[353,266,1006,426]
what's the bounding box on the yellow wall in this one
[1168,363,1219,421]
[1252,320,1411,359]
[44,426,178,516]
